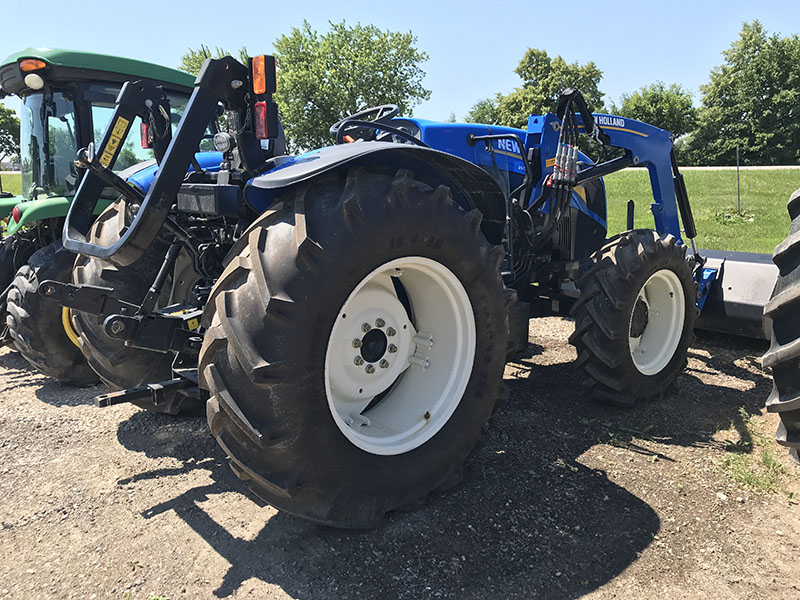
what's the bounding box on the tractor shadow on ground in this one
[112,328,770,600]
[116,407,658,600]
[0,348,100,406]
[0,348,46,392]
[33,380,103,407]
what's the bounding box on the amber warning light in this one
[19,59,46,72]
[250,55,278,140]
[250,55,277,96]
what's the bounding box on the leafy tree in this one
[465,95,502,124]
[493,49,604,129]
[273,20,431,150]
[179,44,251,76]
[686,21,800,165]
[0,104,20,163]
[614,82,697,137]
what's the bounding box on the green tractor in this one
[0,48,200,384]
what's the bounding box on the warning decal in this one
[99,116,130,168]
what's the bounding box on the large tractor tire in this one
[0,238,16,294]
[72,199,202,415]
[5,241,98,385]
[198,167,511,528]
[762,188,800,465]
[0,238,16,346]
[569,229,697,406]
[0,236,38,348]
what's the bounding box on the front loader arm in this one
[531,111,696,250]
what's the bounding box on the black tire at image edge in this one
[762,187,800,465]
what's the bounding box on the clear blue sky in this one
[2,0,799,120]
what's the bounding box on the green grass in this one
[720,449,785,491]
[717,407,786,492]
[0,172,21,197]
[604,168,800,254]
[2,168,798,253]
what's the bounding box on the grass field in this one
[3,169,798,253]
[0,172,21,197]
[604,168,800,254]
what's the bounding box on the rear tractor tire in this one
[569,229,697,406]
[199,167,512,528]
[6,241,98,386]
[762,187,800,465]
[72,199,202,415]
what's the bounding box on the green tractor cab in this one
[0,48,197,234]
[0,48,200,386]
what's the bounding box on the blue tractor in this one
[39,55,781,526]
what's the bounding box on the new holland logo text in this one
[595,115,625,128]
[495,139,521,155]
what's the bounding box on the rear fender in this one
[247,142,507,244]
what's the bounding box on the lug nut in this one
[109,320,126,335]
[365,364,376,374]
[42,283,56,296]
[354,356,364,366]
[379,359,390,369]
[386,327,396,337]
[352,338,362,348]
[388,344,397,353]
[361,322,371,333]
[375,318,385,328]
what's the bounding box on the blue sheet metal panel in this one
[126,152,223,192]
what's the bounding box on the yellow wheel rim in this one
[61,307,81,348]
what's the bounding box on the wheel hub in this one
[360,328,388,363]
[629,299,649,338]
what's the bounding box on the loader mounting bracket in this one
[38,280,204,354]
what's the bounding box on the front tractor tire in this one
[569,229,697,406]
[762,188,800,465]
[6,241,98,386]
[198,167,512,528]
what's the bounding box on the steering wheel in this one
[329,104,399,143]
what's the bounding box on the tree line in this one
[180,19,798,165]
[1,20,796,166]
[464,20,799,166]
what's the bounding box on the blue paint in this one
[126,151,223,192]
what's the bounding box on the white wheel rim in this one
[324,257,476,455]
[628,268,685,376]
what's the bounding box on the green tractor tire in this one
[72,200,203,415]
[6,241,98,386]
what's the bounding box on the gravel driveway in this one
[0,317,798,599]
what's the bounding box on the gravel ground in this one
[0,317,798,600]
